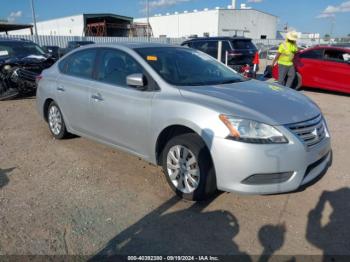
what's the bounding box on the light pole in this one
[30,0,39,44]
[146,0,150,42]
[330,17,335,39]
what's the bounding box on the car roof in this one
[183,36,252,43]
[68,40,94,43]
[302,45,350,52]
[79,42,181,50]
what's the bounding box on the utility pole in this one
[30,0,39,44]
[146,0,150,42]
[329,17,335,41]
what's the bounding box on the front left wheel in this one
[47,101,68,139]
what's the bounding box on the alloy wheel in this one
[166,145,200,194]
[48,105,62,136]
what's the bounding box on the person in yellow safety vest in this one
[272,31,299,88]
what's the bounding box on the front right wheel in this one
[161,133,217,201]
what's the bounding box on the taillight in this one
[35,75,43,84]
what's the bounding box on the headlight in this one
[3,65,11,71]
[219,114,288,144]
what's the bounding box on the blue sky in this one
[1,0,350,37]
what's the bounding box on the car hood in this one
[0,54,55,73]
[179,80,321,125]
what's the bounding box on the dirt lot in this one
[0,89,349,258]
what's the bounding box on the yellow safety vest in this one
[278,42,298,66]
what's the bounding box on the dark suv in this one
[182,37,257,71]
[59,41,95,57]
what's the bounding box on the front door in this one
[89,48,155,157]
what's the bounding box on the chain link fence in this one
[1,34,349,48]
[1,34,348,62]
[0,34,186,48]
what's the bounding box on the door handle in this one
[57,86,65,92]
[91,93,103,101]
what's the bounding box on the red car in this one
[273,46,350,94]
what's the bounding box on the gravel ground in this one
[0,89,349,258]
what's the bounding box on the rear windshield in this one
[231,40,256,50]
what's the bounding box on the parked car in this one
[42,45,61,59]
[59,40,95,56]
[267,46,278,60]
[36,43,332,200]
[0,38,55,100]
[181,37,258,71]
[272,46,350,94]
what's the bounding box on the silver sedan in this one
[36,43,332,200]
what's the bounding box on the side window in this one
[62,49,97,79]
[299,49,323,60]
[205,41,218,58]
[222,41,232,54]
[191,41,205,51]
[324,49,350,63]
[96,49,144,87]
[222,41,231,58]
[191,41,218,58]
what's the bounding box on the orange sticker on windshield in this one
[147,55,158,61]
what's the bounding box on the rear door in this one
[89,48,156,156]
[56,48,97,134]
[295,48,324,87]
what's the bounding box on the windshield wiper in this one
[219,79,243,85]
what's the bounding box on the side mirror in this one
[127,73,147,90]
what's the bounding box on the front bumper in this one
[210,126,332,194]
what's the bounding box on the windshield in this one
[0,41,46,59]
[135,47,246,86]
[231,40,256,50]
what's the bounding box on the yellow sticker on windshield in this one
[147,55,158,61]
[268,85,282,91]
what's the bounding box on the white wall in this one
[9,14,84,36]
[135,9,277,39]
[218,9,277,39]
[135,10,219,38]
[7,28,32,35]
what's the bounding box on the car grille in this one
[15,68,38,82]
[286,115,327,148]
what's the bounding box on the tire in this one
[161,133,217,201]
[47,101,68,139]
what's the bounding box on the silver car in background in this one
[36,43,332,200]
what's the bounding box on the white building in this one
[277,31,321,40]
[135,6,278,39]
[8,13,133,36]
